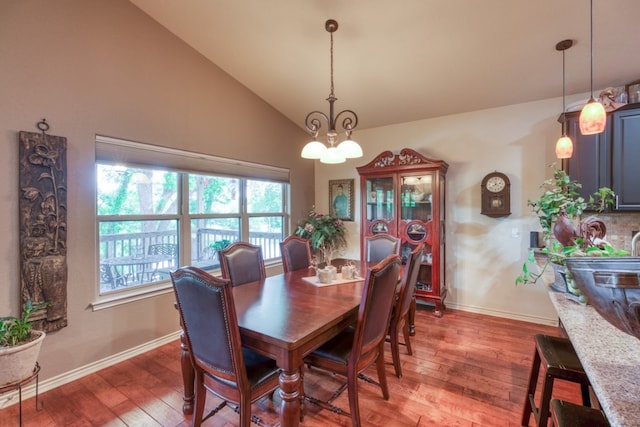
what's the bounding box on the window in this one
[95,136,290,302]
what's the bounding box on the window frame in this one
[92,137,290,311]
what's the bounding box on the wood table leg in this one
[278,368,301,427]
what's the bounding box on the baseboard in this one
[0,330,182,409]
[444,302,558,326]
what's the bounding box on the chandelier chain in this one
[329,30,334,97]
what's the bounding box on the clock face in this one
[486,176,506,193]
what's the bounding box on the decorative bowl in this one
[410,192,424,202]
[565,257,640,340]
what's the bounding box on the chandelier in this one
[301,19,363,164]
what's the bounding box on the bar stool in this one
[550,399,609,427]
[520,334,591,427]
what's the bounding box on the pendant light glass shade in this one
[555,136,574,159]
[579,100,606,135]
[579,0,606,135]
[301,140,328,159]
[319,146,346,164]
[337,138,363,158]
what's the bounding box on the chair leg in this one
[402,320,413,355]
[239,397,251,427]
[347,369,361,427]
[193,373,206,427]
[390,323,402,378]
[376,344,390,400]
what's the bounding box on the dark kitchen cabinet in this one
[611,107,640,210]
[561,111,611,204]
[562,104,640,211]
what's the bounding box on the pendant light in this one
[301,19,362,164]
[555,39,574,159]
[579,0,606,135]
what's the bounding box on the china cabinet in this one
[357,148,449,316]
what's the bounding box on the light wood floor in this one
[0,306,581,426]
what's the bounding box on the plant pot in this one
[0,330,45,386]
[565,257,640,340]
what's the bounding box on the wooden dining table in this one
[178,265,367,427]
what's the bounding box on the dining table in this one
[101,254,174,283]
[178,263,368,427]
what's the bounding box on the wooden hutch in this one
[357,148,449,316]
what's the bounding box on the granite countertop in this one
[549,291,640,426]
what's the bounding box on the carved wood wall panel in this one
[19,122,68,332]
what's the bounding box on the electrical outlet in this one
[511,227,520,238]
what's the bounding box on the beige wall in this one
[314,95,635,325]
[0,0,312,382]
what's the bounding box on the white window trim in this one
[92,136,290,310]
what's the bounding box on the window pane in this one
[97,164,178,216]
[98,220,178,294]
[247,180,283,213]
[249,216,284,261]
[190,218,240,269]
[188,174,240,214]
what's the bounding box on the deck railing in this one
[99,229,283,291]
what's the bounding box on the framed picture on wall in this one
[329,179,354,221]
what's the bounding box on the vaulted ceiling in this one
[130,0,640,132]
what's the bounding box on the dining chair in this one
[366,233,401,264]
[219,242,266,286]
[99,264,127,289]
[280,235,313,273]
[147,243,178,280]
[388,243,423,378]
[303,254,402,427]
[170,266,280,427]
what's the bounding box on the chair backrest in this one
[280,235,312,273]
[219,242,266,286]
[366,234,401,263]
[148,243,178,266]
[170,266,248,388]
[394,244,424,324]
[351,254,402,364]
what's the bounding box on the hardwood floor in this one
[0,306,582,426]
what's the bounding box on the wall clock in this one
[480,171,511,217]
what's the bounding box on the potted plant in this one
[294,209,347,266]
[0,300,49,386]
[515,166,621,291]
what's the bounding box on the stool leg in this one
[580,383,591,407]
[537,373,555,427]
[521,348,541,426]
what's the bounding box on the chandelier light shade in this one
[301,19,362,164]
[579,0,606,135]
[555,39,574,159]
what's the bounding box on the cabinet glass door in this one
[400,173,433,223]
[365,177,394,232]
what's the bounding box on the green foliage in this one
[527,167,615,238]
[0,300,49,347]
[209,239,231,251]
[294,209,347,253]
[515,240,629,286]
[518,166,619,286]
